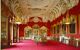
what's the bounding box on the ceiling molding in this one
[2,0,79,23]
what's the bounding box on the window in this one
[69,23,75,33]
[62,24,66,34]
[54,27,56,34]
[57,25,59,33]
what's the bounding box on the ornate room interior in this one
[1,0,80,50]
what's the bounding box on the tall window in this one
[69,15,76,34]
[57,25,59,33]
[62,24,66,34]
[54,27,56,34]
[69,23,75,33]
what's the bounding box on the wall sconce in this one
[65,12,70,24]
[15,22,22,24]
[65,17,70,24]
[65,22,70,24]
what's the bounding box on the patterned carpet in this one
[2,40,80,50]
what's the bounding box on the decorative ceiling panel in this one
[2,0,79,23]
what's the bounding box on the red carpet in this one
[3,40,80,50]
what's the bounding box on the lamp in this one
[15,22,22,24]
[66,22,70,24]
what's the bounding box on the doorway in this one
[24,26,32,39]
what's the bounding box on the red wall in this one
[19,21,52,37]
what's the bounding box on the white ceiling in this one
[2,0,79,23]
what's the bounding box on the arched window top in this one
[24,26,32,31]
[40,26,47,30]
[32,24,40,29]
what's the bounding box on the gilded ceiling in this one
[2,0,79,23]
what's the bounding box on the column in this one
[75,15,80,47]
[76,16,79,34]
[10,23,13,44]
[79,15,80,34]
[59,22,62,42]
[17,24,19,42]
[8,17,10,46]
